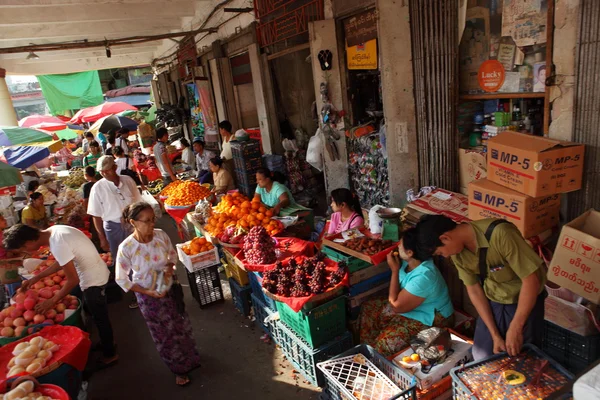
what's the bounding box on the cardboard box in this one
[544,294,600,336]
[487,132,585,197]
[468,179,561,238]
[459,148,487,195]
[405,189,471,224]
[391,332,473,390]
[548,209,600,304]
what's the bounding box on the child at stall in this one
[327,188,364,235]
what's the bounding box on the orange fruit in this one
[259,206,267,214]
[265,210,273,218]
[251,203,260,210]
[256,213,264,221]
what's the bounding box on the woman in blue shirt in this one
[359,227,454,357]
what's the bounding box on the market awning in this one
[106,94,151,107]
[0,140,62,169]
[0,161,23,189]
[0,127,53,147]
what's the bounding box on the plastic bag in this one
[369,205,385,234]
[306,129,324,171]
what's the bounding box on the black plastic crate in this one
[228,278,252,316]
[231,140,262,159]
[233,155,263,172]
[186,265,224,307]
[238,183,257,199]
[542,321,600,374]
[234,168,258,187]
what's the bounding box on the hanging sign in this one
[347,39,378,70]
[478,60,505,92]
[344,9,378,47]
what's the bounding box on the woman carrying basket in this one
[116,202,201,386]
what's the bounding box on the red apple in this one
[59,281,66,287]
[1,327,14,337]
[39,289,53,299]
[23,298,35,311]
[13,318,25,327]
[67,305,77,310]
[54,314,64,323]
[15,303,25,312]
[33,282,45,290]
[33,314,45,324]
[3,318,14,327]
[55,304,66,313]
[45,310,57,320]
[42,319,54,325]
[14,326,25,337]
[70,299,79,307]
[23,310,35,322]
[10,309,22,319]
[51,285,60,292]
[14,293,26,304]
[26,290,38,300]
[57,270,65,277]
[52,276,62,284]
[43,279,54,287]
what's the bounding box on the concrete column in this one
[248,43,275,154]
[309,20,350,193]
[0,69,18,126]
[378,0,419,206]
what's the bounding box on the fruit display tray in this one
[450,345,573,400]
[322,230,397,265]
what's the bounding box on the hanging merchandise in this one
[318,50,333,71]
[347,131,390,208]
[306,129,324,171]
[186,83,205,139]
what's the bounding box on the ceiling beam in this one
[0,45,157,60]
[0,19,182,41]
[0,3,195,24]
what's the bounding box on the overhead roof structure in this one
[0,0,215,75]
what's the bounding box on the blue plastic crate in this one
[272,319,353,387]
[248,271,277,310]
[228,278,252,316]
[318,344,417,400]
[251,293,275,337]
[349,270,392,297]
[450,344,573,399]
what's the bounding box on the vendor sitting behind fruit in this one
[254,168,297,216]
[209,156,235,195]
[358,227,454,357]
[21,193,48,229]
[328,188,364,234]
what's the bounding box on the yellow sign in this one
[347,39,378,70]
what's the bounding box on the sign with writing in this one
[478,60,505,92]
[347,39,378,70]
[344,9,378,47]
[502,0,547,47]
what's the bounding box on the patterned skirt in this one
[135,288,201,375]
[359,297,454,357]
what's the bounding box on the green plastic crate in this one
[322,246,370,273]
[276,295,347,348]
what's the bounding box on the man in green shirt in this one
[415,215,546,360]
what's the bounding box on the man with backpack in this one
[415,215,547,360]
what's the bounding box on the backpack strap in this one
[478,220,510,285]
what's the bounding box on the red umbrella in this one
[31,122,67,132]
[75,102,138,123]
[69,109,86,125]
[18,115,64,128]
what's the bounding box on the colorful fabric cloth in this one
[359,297,453,357]
[135,287,201,375]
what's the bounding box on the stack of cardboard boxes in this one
[467,131,585,239]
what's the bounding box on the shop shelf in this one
[186,265,224,307]
[251,293,275,337]
[322,246,371,273]
[228,278,252,317]
[272,319,353,387]
[248,271,277,310]
[542,321,600,374]
[276,295,347,348]
[317,344,417,400]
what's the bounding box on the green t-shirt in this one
[255,181,295,208]
[84,153,101,168]
[451,219,546,304]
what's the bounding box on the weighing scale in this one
[376,207,403,241]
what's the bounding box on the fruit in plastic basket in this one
[6,338,60,376]
[243,226,277,264]
[2,379,61,400]
[182,237,214,256]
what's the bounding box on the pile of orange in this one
[181,236,214,255]
[163,181,211,206]
[203,192,283,237]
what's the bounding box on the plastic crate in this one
[228,278,252,316]
[231,140,262,159]
[322,246,371,273]
[251,293,275,337]
[233,155,263,171]
[349,270,392,297]
[248,271,277,310]
[186,265,224,307]
[234,168,259,187]
[238,183,257,199]
[223,252,249,286]
[318,344,417,400]
[272,319,353,387]
[276,295,347,348]
[542,321,600,374]
[450,344,573,400]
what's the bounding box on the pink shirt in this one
[328,212,364,235]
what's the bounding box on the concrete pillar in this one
[309,20,350,193]
[248,43,275,154]
[378,0,419,206]
[0,69,18,126]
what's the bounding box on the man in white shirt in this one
[114,128,130,155]
[88,156,142,261]
[4,224,117,368]
[193,139,214,184]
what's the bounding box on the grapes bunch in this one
[243,226,277,264]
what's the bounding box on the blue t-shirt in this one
[399,259,454,326]
[255,181,295,208]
